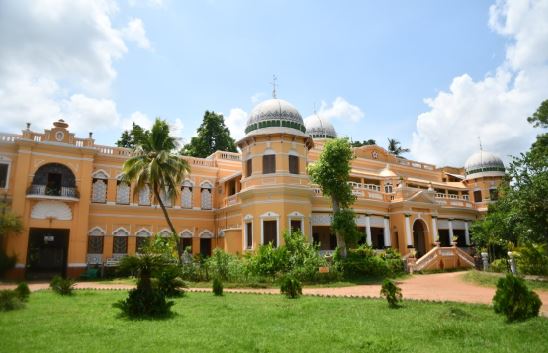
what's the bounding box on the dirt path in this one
[2,272,547,315]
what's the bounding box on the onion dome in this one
[244,99,306,136]
[464,151,505,180]
[304,114,337,139]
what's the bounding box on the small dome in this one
[379,164,397,177]
[304,114,337,139]
[245,99,306,136]
[464,151,505,179]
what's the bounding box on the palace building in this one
[0,97,505,279]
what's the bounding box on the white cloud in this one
[122,18,151,50]
[121,111,153,131]
[411,0,548,166]
[0,0,151,137]
[304,97,364,124]
[128,0,165,8]
[251,92,265,104]
[225,108,248,140]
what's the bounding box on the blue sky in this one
[1,0,546,166]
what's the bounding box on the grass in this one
[1,290,546,353]
[462,270,548,291]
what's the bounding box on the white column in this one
[405,215,413,247]
[365,215,372,246]
[464,221,470,246]
[448,219,454,240]
[383,217,391,247]
[431,217,438,243]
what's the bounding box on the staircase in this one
[413,245,475,272]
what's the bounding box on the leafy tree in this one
[387,138,410,156]
[472,100,547,268]
[116,122,150,149]
[0,202,23,276]
[527,99,548,128]
[122,118,190,257]
[351,139,376,147]
[308,138,357,256]
[180,111,237,157]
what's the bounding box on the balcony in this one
[27,184,79,202]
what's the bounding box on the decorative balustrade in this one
[182,156,216,167]
[225,194,239,207]
[27,184,79,199]
[397,158,436,170]
[95,145,132,156]
[0,133,19,143]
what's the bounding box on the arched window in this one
[263,149,276,174]
[116,176,130,205]
[384,182,393,194]
[138,185,151,206]
[181,180,193,209]
[200,181,213,210]
[135,228,152,253]
[91,171,108,203]
[112,227,129,256]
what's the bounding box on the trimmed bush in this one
[212,277,224,296]
[516,243,548,276]
[114,281,174,319]
[50,276,75,296]
[490,259,509,273]
[493,274,542,322]
[15,282,30,302]
[0,290,24,311]
[380,279,402,308]
[280,274,302,299]
[336,245,404,278]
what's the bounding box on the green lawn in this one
[1,290,547,353]
[462,270,548,291]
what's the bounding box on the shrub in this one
[490,258,509,273]
[337,245,389,278]
[493,274,542,322]
[0,290,25,311]
[212,277,224,296]
[380,279,402,308]
[114,281,174,319]
[516,243,548,276]
[246,243,288,277]
[280,274,302,299]
[50,276,75,296]
[15,282,30,302]
[156,265,188,297]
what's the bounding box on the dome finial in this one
[270,74,278,98]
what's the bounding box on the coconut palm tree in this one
[122,118,190,256]
[387,138,410,156]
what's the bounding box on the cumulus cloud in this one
[304,97,364,124]
[121,111,153,131]
[225,108,248,140]
[0,0,151,137]
[411,0,548,166]
[122,18,151,49]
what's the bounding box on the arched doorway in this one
[30,163,76,197]
[413,220,428,258]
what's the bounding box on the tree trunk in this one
[332,198,347,257]
[153,187,182,263]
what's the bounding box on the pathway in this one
[2,271,547,315]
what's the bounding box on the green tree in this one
[527,99,548,128]
[122,118,190,257]
[180,111,237,157]
[116,122,150,149]
[351,139,376,147]
[308,138,357,256]
[472,100,548,268]
[387,138,410,156]
[0,202,23,276]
